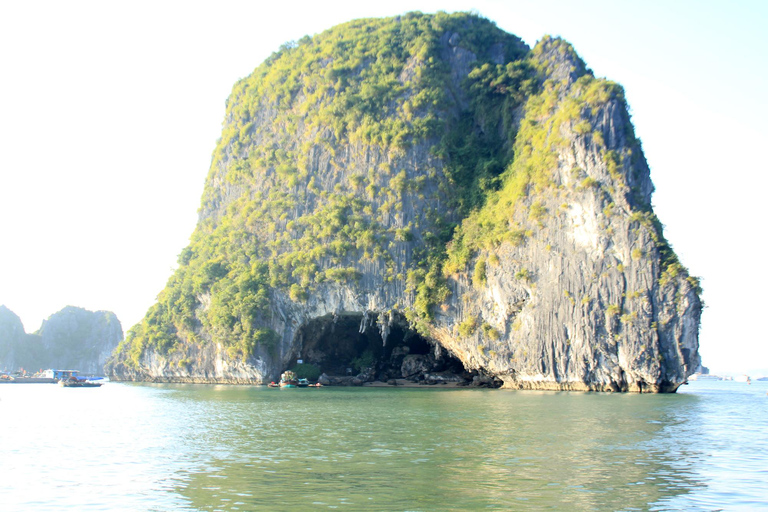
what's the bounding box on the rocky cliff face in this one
[0,305,27,370]
[429,39,702,392]
[107,13,701,392]
[36,306,123,374]
[0,305,123,374]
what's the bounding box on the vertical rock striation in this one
[433,38,701,392]
[107,13,701,391]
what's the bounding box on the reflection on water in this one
[1,381,766,510]
[173,388,705,511]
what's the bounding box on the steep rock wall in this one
[36,306,124,374]
[0,305,27,370]
[1,305,123,374]
[432,40,700,391]
[107,13,701,391]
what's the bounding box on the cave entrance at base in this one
[290,312,469,383]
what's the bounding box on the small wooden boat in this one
[279,370,298,388]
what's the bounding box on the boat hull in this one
[59,381,103,388]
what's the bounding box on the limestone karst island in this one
[0,305,123,376]
[105,12,702,392]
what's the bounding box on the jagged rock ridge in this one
[107,12,701,392]
[1,305,123,374]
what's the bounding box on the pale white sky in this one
[1,0,765,375]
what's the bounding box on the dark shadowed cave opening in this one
[288,312,475,384]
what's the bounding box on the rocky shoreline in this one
[317,371,502,388]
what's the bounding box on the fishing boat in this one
[59,376,103,388]
[297,378,309,387]
[0,369,80,384]
[279,370,298,388]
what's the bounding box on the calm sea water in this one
[1,380,766,511]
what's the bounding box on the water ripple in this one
[1,381,766,510]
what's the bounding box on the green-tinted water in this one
[1,381,766,510]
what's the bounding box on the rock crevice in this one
[107,13,701,392]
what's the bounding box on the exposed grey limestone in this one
[401,354,433,378]
[109,24,700,392]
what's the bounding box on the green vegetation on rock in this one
[111,12,700,378]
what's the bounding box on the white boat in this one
[689,373,721,381]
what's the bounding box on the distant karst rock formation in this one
[0,305,123,374]
[0,305,27,370]
[107,12,701,392]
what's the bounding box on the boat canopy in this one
[43,369,79,380]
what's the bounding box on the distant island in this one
[107,12,701,392]
[0,305,123,375]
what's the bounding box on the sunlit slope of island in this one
[107,12,701,392]
[0,305,122,375]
